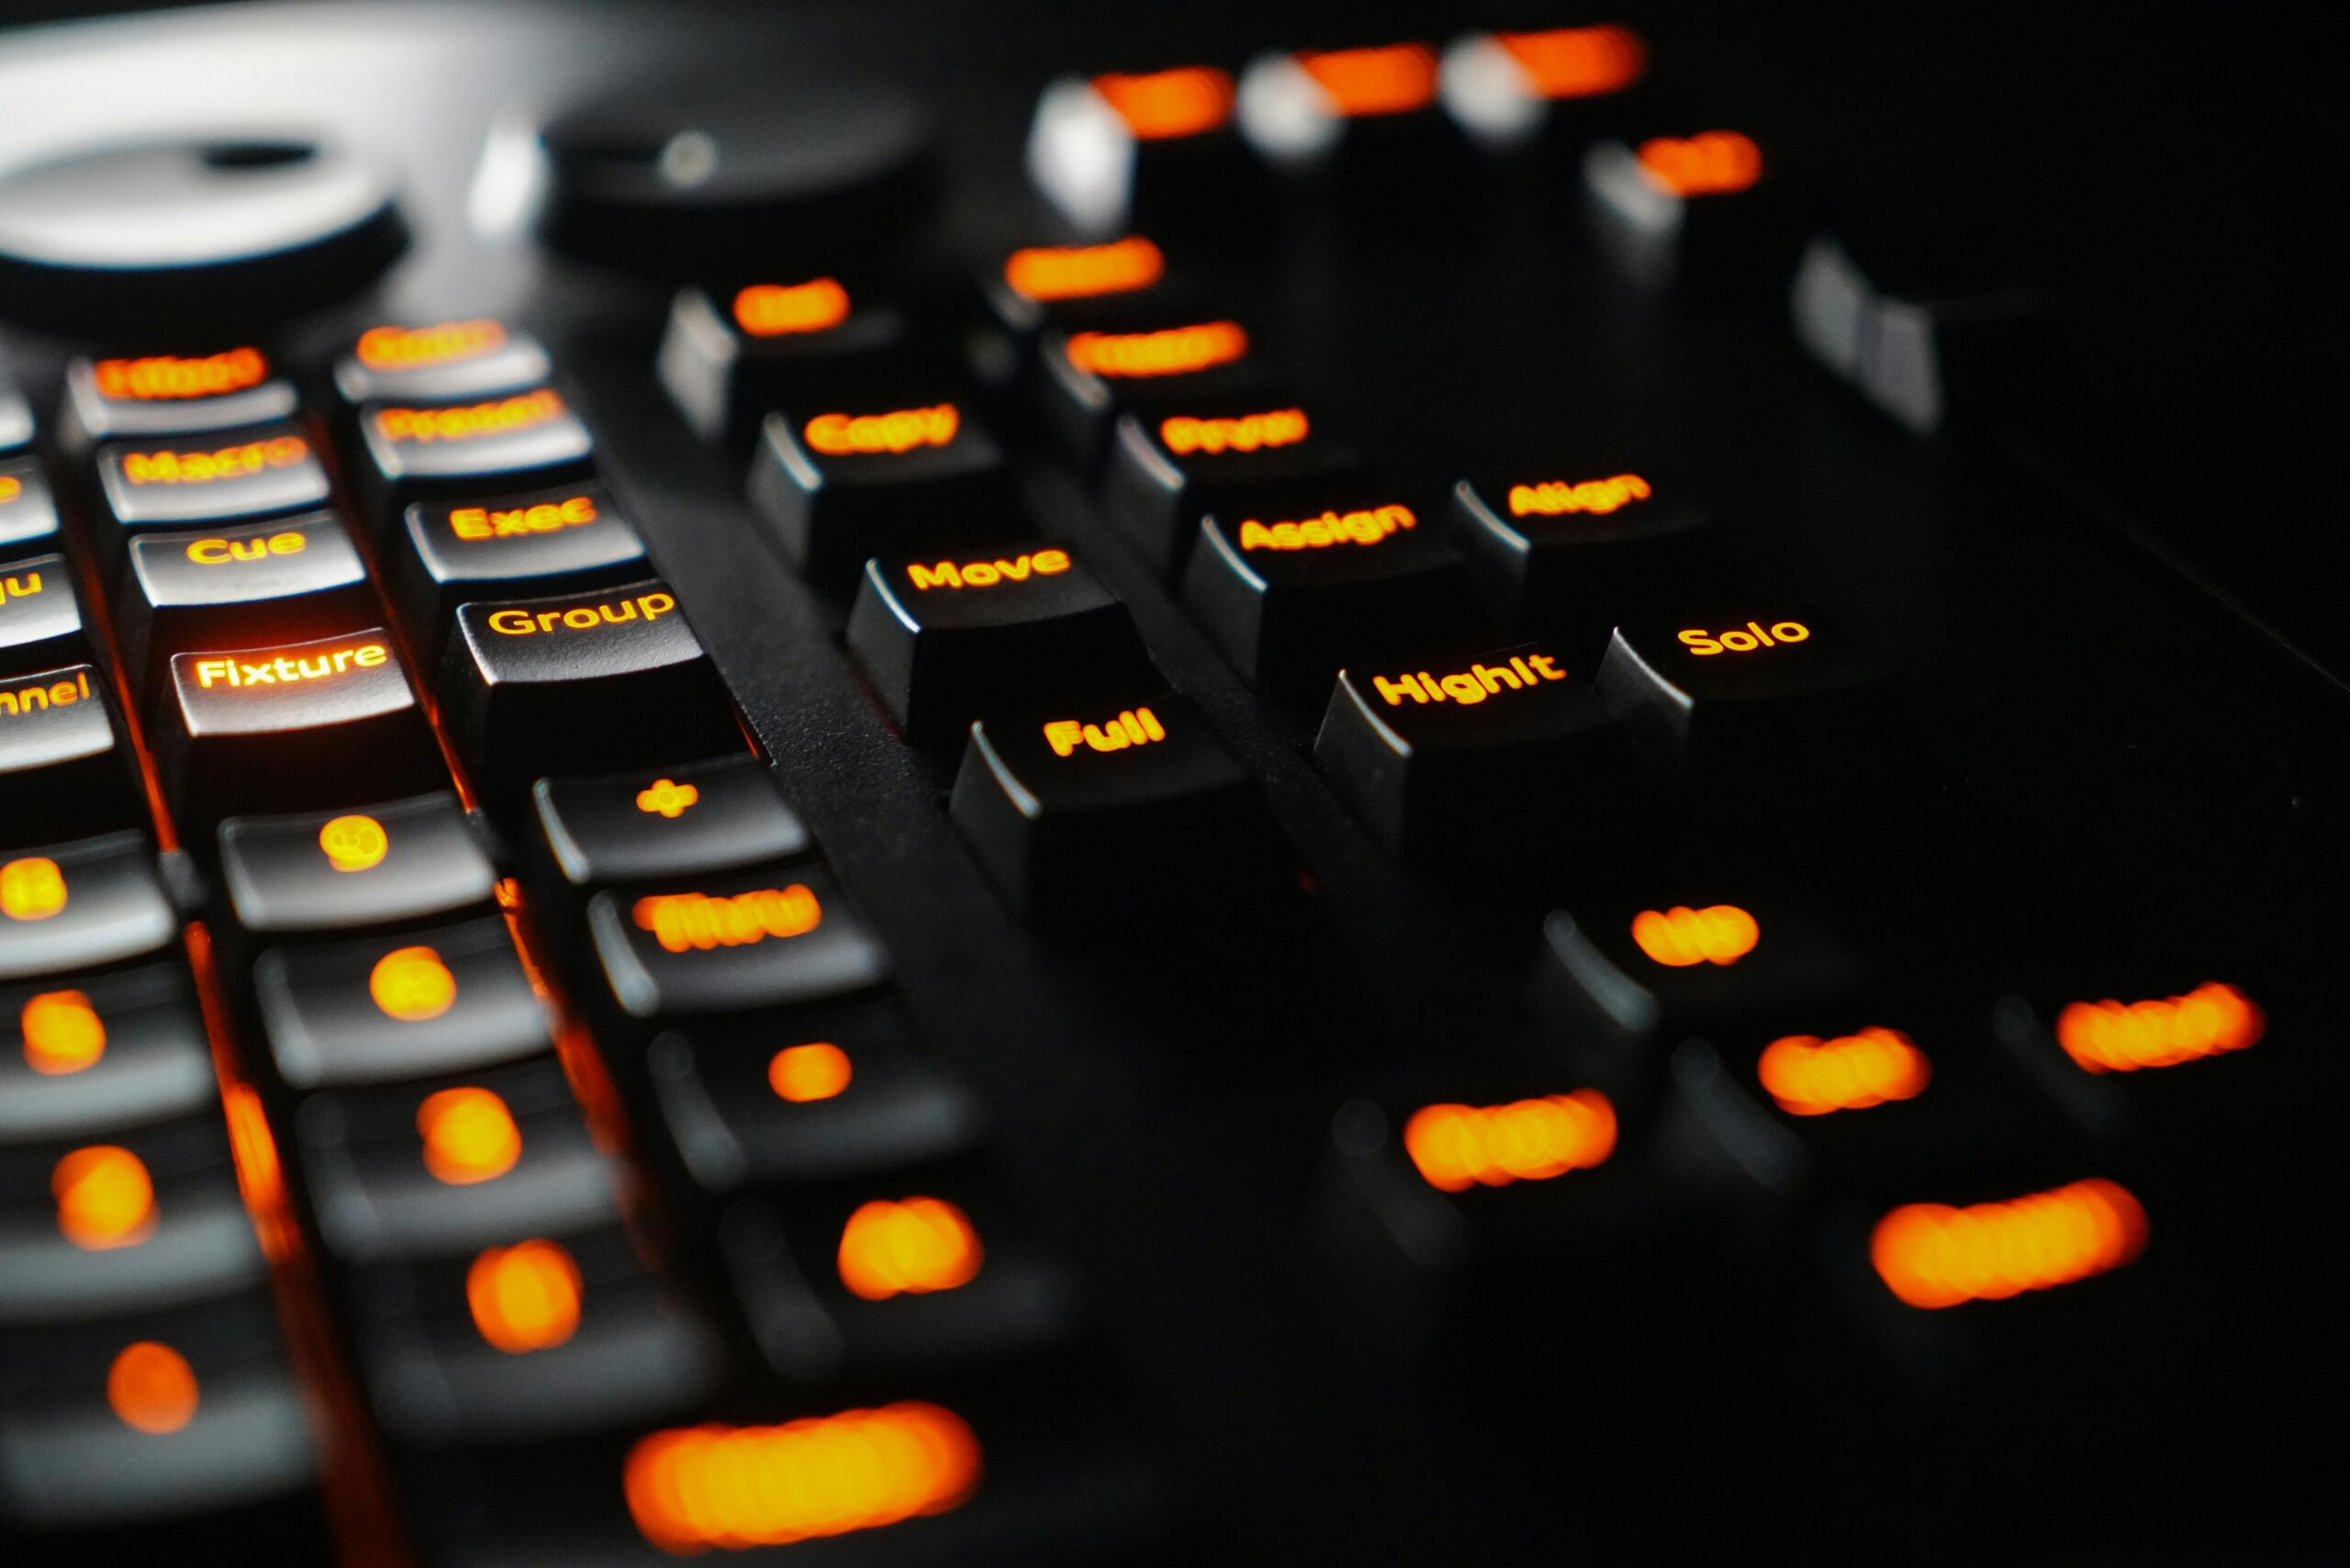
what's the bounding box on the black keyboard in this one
[0,4,2340,1563]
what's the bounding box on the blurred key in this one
[0,382,28,454]
[217,792,495,936]
[253,914,553,1091]
[0,964,214,1144]
[354,386,595,516]
[0,667,143,847]
[983,236,1187,342]
[117,511,374,692]
[586,863,890,1023]
[1995,978,2275,1147]
[657,277,912,445]
[1584,128,1805,296]
[0,833,177,983]
[1099,395,1356,576]
[1027,66,1255,234]
[1447,470,1712,654]
[0,553,94,677]
[846,541,1154,745]
[1236,41,1455,187]
[95,420,331,535]
[61,348,298,445]
[1438,26,1650,156]
[392,482,648,656]
[0,456,61,560]
[1035,317,1266,462]
[531,754,809,899]
[334,319,552,406]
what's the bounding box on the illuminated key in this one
[354,386,595,515]
[0,664,142,845]
[217,791,495,936]
[1027,66,1259,232]
[0,455,62,559]
[1034,321,1272,464]
[657,279,912,445]
[532,755,811,924]
[1447,471,1712,652]
[586,864,890,1021]
[95,420,331,532]
[1870,1178,2148,1309]
[1583,129,1804,294]
[0,554,94,679]
[986,238,1187,346]
[1236,42,1450,177]
[393,483,648,655]
[62,347,298,442]
[0,832,176,984]
[0,963,213,1143]
[1099,397,1359,577]
[334,319,552,406]
[1532,893,1863,1045]
[1438,27,1649,152]
[116,510,374,692]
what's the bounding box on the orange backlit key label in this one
[1631,904,1759,967]
[448,491,599,541]
[770,1041,852,1102]
[1093,67,1236,139]
[1,853,69,921]
[107,1341,200,1434]
[1758,1027,1931,1115]
[54,1145,156,1249]
[417,1087,522,1184]
[22,988,106,1073]
[356,320,507,370]
[374,388,566,445]
[803,403,959,456]
[1066,321,1248,378]
[1404,1092,1617,1191]
[467,1238,583,1351]
[906,548,1069,591]
[187,637,392,689]
[318,813,389,873]
[1677,621,1811,655]
[93,348,268,401]
[370,946,457,1022]
[1638,131,1763,196]
[837,1196,984,1300]
[1237,501,1411,552]
[1160,407,1306,456]
[483,588,677,637]
[632,885,822,953]
[0,476,21,504]
[1495,26,1648,99]
[733,278,852,337]
[1507,474,1652,517]
[118,432,311,487]
[1371,652,1567,707]
[2055,982,2264,1073]
[1003,237,1166,302]
[1871,1178,2148,1308]
[1295,43,1440,118]
[1043,705,1165,757]
[635,778,699,818]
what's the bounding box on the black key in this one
[439,579,743,805]
[1233,41,1456,186]
[353,386,595,515]
[217,791,496,936]
[0,553,94,677]
[846,542,1155,745]
[0,384,28,453]
[0,964,214,1144]
[391,481,648,654]
[747,397,1016,588]
[586,863,890,1023]
[1447,471,1712,652]
[532,754,809,893]
[153,627,443,827]
[1098,395,1356,576]
[656,278,912,445]
[62,349,299,444]
[253,914,553,1091]
[334,319,552,406]
[1026,69,1258,234]
[1182,489,1483,693]
[1992,976,2277,1149]
[95,420,332,532]
[983,237,1190,343]
[1438,26,1651,157]
[1033,318,1267,462]
[0,832,177,983]
[0,665,142,847]
[1583,129,1805,297]
[648,999,982,1193]
[0,455,61,559]
[296,1058,618,1263]
[1315,643,1636,870]
[117,511,374,693]
[950,691,1270,919]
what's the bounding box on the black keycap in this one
[1182,490,1483,692]
[0,456,61,559]
[0,963,214,1144]
[62,349,299,444]
[0,384,28,454]
[532,754,809,893]
[0,832,177,983]
[648,999,982,1193]
[1583,128,1804,296]
[439,579,743,805]
[1233,41,1457,188]
[1992,975,2277,1149]
[95,420,332,534]
[334,319,552,406]
[982,237,1192,343]
[1026,70,1259,234]
[217,791,495,937]
[391,481,648,654]
[586,863,890,1022]
[0,553,93,677]
[846,541,1155,745]
[657,278,912,445]
[1098,395,1357,576]
[254,914,553,1091]
[117,511,375,692]
[1438,26,1651,158]
[747,397,1017,589]
[950,691,1270,919]
[296,1058,618,1263]
[153,627,443,827]
[1447,471,1712,652]
[353,386,595,514]
[1315,643,1636,869]
[0,665,142,847]
[1034,316,1272,463]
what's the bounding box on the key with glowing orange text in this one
[658,275,913,445]
[583,863,891,1026]
[0,664,146,844]
[1099,394,1359,577]
[61,347,298,445]
[1035,317,1271,464]
[1027,66,1260,232]
[353,384,595,520]
[1235,41,1456,184]
[1583,128,1806,295]
[1446,470,1713,655]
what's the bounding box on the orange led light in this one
[1678,622,1810,655]
[485,589,677,638]
[1404,1092,1617,1193]
[1295,43,1440,118]
[1003,237,1165,302]
[0,669,95,722]
[319,813,389,874]
[770,1041,853,1103]
[2055,982,2265,1074]
[1044,706,1165,757]
[632,885,822,954]
[1159,406,1306,456]
[1065,320,1247,378]
[0,476,20,503]
[119,434,309,486]
[219,1081,291,1260]
[1371,653,1567,708]
[1495,25,1648,100]
[467,1239,584,1353]
[803,403,958,456]
[635,778,700,818]
[369,946,458,1023]
[1871,1178,2148,1309]
[184,530,308,566]
[417,1087,523,1185]
[373,388,565,444]
[837,1196,984,1301]
[1637,130,1763,196]
[907,548,1069,591]
[355,319,507,369]
[1092,67,1236,140]
[54,1145,157,1250]
[189,642,391,690]
[94,348,266,401]
[733,278,852,338]
[1,854,67,921]
[1758,1026,1931,1116]
[1237,502,1413,552]
[1507,474,1651,517]
[22,989,106,1074]
[1630,904,1759,968]
[624,1403,981,1553]
[107,1342,200,1435]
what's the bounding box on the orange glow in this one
[733,278,852,338]
[1159,406,1305,455]
[1507,474,1651,517]
[1065,320,1247,378]
[1629,904,1759,968]
[1495,25,1647,99]
[53,1145,157,1250]
[1003,237,1166,302]
[466,1239,584,1353]
[1043,705,1165,757]
[1237,502,1412,552]
[1093,67,1236,140]
[1371,653,1567,708]
[119,434,309,487]
[803,404,958,456]
[106,1342,200,1435]
[22,989,106,1074]
[0,476,20,502]
[624,1404,980,1553]
[219,1081,291,1260]
[837,1197,984,1301]
[632,885,822,954]
[1871,1179,2148,1309]
[373,389,565,444]
[417,1088,523,1185]
[1,854,69,920]
[1404,1092,1617,1192]
[1757,1027,1931,1116]
[1636,130,1764,196]
[449,493,599,541]
[635,778,700,818]
[1295,43,1439,118]
[769,1042,853,1103]
[356,320,507,370]
[319,813,389,873]
[2055,982,2265,1074]
[94,348,266,401]
[369,946,458,1023]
